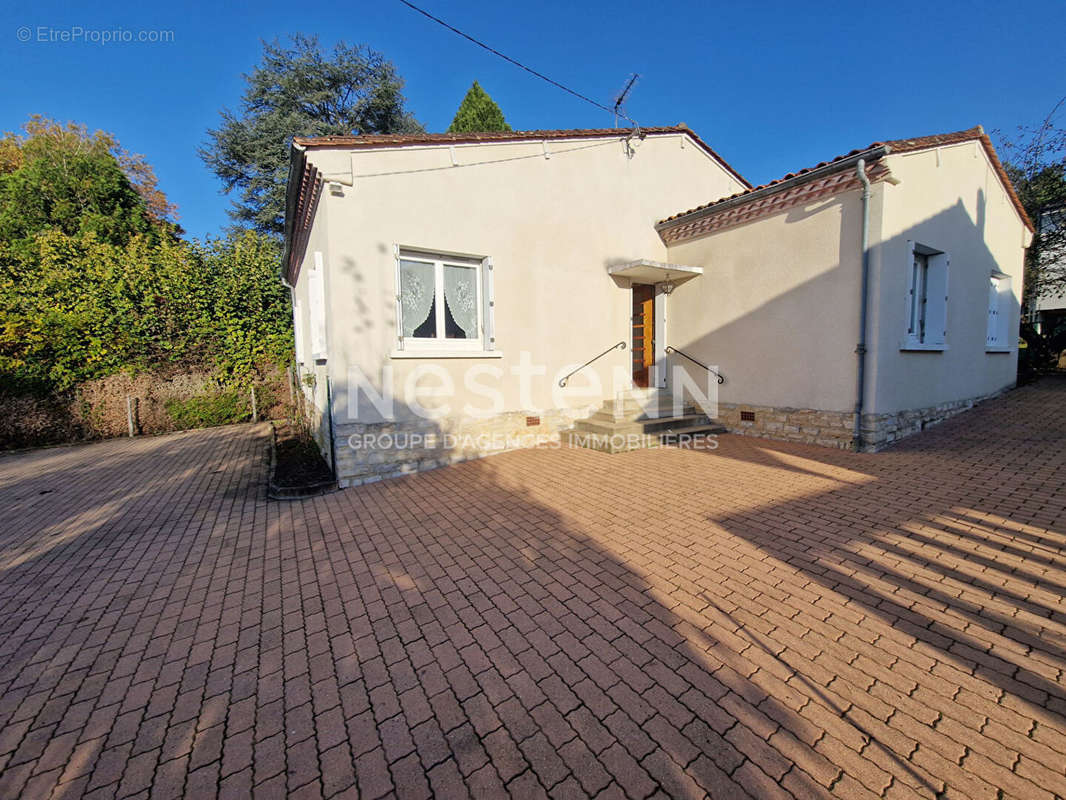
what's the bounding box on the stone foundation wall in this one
[715,387,1010,453]
[715,403,856,450]
[332,407,592,487]
[859,387,1009,451]
[327,387,1011,484]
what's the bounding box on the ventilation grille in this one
[740,411,756,422]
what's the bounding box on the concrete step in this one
[567,389,723,453]
[600,395,707,421]
[573,413,710,437]
[585,405,702,425]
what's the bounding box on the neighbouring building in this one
[1029,205,1065,338]
[282,124,1033,486]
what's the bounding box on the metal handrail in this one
[559,341,626,387]
[665,346,724,384]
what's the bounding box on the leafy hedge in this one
[0,118,293,396]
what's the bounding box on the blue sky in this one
[3,0,1063,240]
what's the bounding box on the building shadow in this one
[1,381,1064,798]
[313,440,957,797]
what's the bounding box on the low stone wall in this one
[332,407,593,486]
[327,386,1012,483]
[716,403,856,449]
[860,387,1009,450]
[714,387,1010,453]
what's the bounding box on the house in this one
[282,124,1033,486]
[1029,205,1065,338]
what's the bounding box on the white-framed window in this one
[395,248,493,352]
[903,241,948,350]
[986,272,1012,351]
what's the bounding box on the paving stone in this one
[0,383,1063,800]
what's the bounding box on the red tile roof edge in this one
[658,126,1033,234]
[292,125,752,189]
[283,162,321,285]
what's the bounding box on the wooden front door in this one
[632,284,655,387]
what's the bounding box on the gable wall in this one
[306,134,746,423]
[866,142,1028,419]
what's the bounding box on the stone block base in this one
[332,407,590,486]
[716,403,856,449]
[324,387,1012,483]
[860,387,1009,451]
[713,388,1010,453]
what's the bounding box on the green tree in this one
[998,120,1066,307]
[201,34,423,235]
[187,231,293,379]
[0,227,292,392]
[0,117,176,252]
[0,116,292,394]
[447,81,511,133]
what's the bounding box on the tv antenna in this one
[613,74,639,128]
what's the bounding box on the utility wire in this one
[395,0,637,126]
[347,139,623,180]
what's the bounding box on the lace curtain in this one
[399,260,435,337]
[443,265,478,339]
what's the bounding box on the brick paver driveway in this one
[1,380,1065,800]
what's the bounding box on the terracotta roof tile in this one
[283,162,321,284]
[659,162,892,244]
[658,126,1033,235]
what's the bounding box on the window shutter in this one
[309,251,327,359]
[986,277,999,347]
[924,252,949,346]
[393,245,404,350]
[482,257,495,351]
[292,296,305,363]
[998,277,1012,346]
[992,276,1011,348]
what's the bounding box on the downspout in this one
[853,159,872,451]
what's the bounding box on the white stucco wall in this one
[289,193,334,461]
[664,188,870,414]
[866,142,1029,416]
[289,128,1030,466]
[296,132,747,426]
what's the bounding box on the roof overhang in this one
[607,259,703,285]
[281,142,322,286]
[656,126,1035,245]
[657,147,887,233]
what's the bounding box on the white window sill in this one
[390,350,503,359]
[899,341,947,352]
[985,347,1012,354]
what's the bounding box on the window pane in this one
[399,259,436,338]
[443,264,478,339]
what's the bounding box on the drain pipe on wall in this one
[853,159,872,451]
